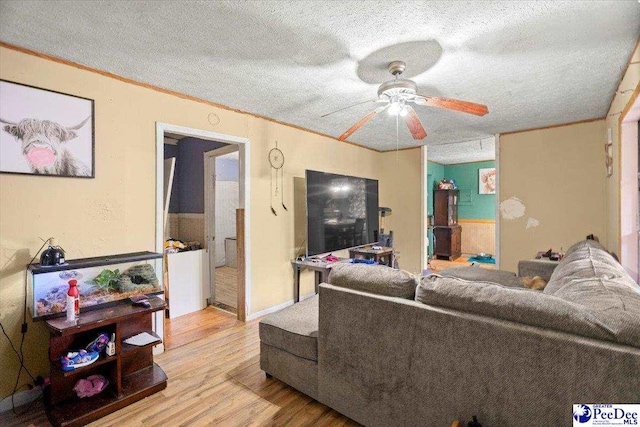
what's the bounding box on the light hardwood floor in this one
[215,266,237,310]
[164,305,241,351]
[0,308,359,427]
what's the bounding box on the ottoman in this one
[259,295,319,399]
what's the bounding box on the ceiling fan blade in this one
[321,99,380,118]
[415,96,489,116]
[404,106,427,140]
[338,105,387,141]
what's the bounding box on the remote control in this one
[130,295,151,308]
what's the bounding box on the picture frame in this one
[0,79,95,178]
[478,167,496,194]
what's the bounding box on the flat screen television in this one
[306,170,379,256]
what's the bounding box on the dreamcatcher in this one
[268,141,288,215]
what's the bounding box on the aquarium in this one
[28,252,163,320]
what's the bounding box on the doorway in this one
[155,122,250,351]
[423,136,499,272]
[204,147,240,313]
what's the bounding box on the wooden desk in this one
[348,246,395,267]
[291,259,347,303]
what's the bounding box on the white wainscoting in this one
[215,181,239,267]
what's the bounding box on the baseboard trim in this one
[0,386,43,414]
[246,292,316,321]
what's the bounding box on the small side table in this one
[291,259,346,303]
[348,246,395,267]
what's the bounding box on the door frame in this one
[203,145,239,306]
[422,136,501,269]
[156,122,250,321]
[618,89,640,281]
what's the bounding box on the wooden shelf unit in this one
[434,189,462,260]
[121,331,161,356]
[45,297,167,427]
[433,225,462,261]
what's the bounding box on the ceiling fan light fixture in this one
[388,101,402,116]
[399,106,409,117]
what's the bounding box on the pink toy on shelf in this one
[73,375,109,398]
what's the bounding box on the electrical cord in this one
[0,323,35,382]
[294,239,307,260]
[0,236,52,414]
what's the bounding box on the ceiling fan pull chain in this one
[396,112,399,162]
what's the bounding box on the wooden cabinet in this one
[434,225,462,261]
[434,189,459,226]
[44,297,167,427]
[433,189,461,260]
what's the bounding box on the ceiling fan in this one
[323,61,489,142]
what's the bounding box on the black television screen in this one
[306,170,379,256]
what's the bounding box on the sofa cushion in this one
[541,240,640,348]
[438,266,524,288]
[328,263,417,299]
[416,275,620,344]
[545,240,627,294]
[564,239,606,257]
[259,295,319,361]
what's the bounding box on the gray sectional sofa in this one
[259,240,640,426]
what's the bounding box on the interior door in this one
[204,145,239,305]
[163,158,176,238]
[204,153,216,305]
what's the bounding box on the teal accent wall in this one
[426,161,445,215]
[426,161,445,251]
[426,159,495,258]
[444,160,496,220]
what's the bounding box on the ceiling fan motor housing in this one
[377,78,418,100]
[387,60,407,76]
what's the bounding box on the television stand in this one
[44,296,167,427]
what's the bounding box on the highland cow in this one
[1,116,91,176]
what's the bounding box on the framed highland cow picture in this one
[478,167,496,194]
[0,80,94,178]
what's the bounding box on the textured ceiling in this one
[428,137,495,165]
[0,1,638,154]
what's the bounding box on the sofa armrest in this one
[317,284,640,427]
[517,259,558,282]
